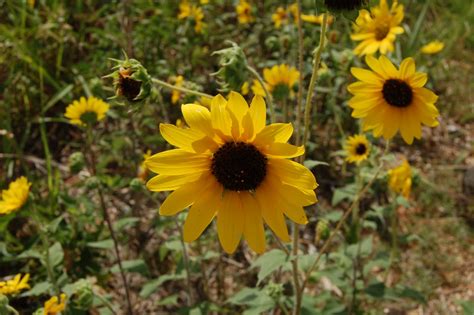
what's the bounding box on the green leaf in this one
[139,272,186,298]
[395,196,410,207]
[364,282,385,298]
[458,300,474,315]
[304,160,329,169]
[156,294,179,306]
[48,242,64,267]
[21,281,51,297]
[111,259,148,275]
[87,239,114,249]
[46,216,63,233]
[227,287,274,313]
[323,210,342,222]
[251,249,289,285]
[331,184,357,206]
[113,217,140,231]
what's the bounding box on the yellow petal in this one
[210,94,232,138]
[351,67,384,84]
[249,95,266,134]
[146,149,210,175]
[253,123,293,146]
[241,192,266,253]
[183,179,222,242]
[399,57,416,79]
[240,111,255,141]
[227,91,249,124]
[378,55,399,78]
[268,158,317,190]
[181,104,214,137]
[217,192,244,253]
[264,143,304,158]
[146,173,203,192]
[408,72,428,88]
[159,175,209,215]
[160,123,214,153]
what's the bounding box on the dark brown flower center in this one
[211,142,267,191]
[382,79,413,108]
[119,75,142,102]
[324,0,365,11]
[355,143,367,155]
[375,24,390,41]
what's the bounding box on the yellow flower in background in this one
[347,55,440,144]
[301,13,334,25]
[388,160,412,198]
[252,64,300,100]
[171,75,184,104]
[289,3,299,21]
[420,41,444,54]
[43,294,67,315]
[138,150,152,182]
[175,118,186,128]
[272,7,289,28]
[0,274,30,295]
[236,0,253,24]
[197,96,212,108]
[0,177,31,215]
[64,96,109,126]
[241,81,250,95]
[146,92,318,253]
[178,1,205,33]
[200,0,209,4]
[351,0,404,56]
[345,134,370,164]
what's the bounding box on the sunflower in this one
[420,41,444,55]
[146,92,318,253]
[0,177,31,215]
[351,0,404,56]
[251,64,300,101]
[345,134,370,164]
[178,1,205,33]
[171,75,184,104]
[236,0,253,24]
[43,293,67,315]
[388,160,412,198]
[347,55,440,144]
[0,274,30,295]
[138,150,152,182]
[64,96,109,126]
[272,7,289,28]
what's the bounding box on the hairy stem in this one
[152,78,213,99]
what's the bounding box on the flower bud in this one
[265,282,284,301]
[0,295,9,315]
[315,219,330,243]
[71,280,94,310]
[212,41,249,92]
[105,54,152,103]
[69,152,86,174]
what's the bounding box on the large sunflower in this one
[347,55,440,144]
[146,92,318,253]
[351,0,404,56]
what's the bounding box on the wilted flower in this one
[388,160,412,198]
[212,41,249,92]
[43,294,67,315]
[0,274,30,295]
[105,55,152,103]
[0,178,31,215]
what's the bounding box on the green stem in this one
[152,78,213,99]
[295,0,304,146]
[300,140,390,294]
[246,65,276,123]
[7,305,19,315]
[175,220,195,306]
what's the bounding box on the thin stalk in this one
[174,220,195,306]
[292,12,329,315]
[300,141,390,292]
[246,65,276,123]
[84,127,134,315]
[6,305,19,315]
[152,78,213,99]
[295,0,304,146]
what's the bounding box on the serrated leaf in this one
[331,184,357,206]
[139,272,186,298]
[251,249,289,285]
[21,281,51,297]
[48,242,64,267]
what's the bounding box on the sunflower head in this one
[212,41,249,93]
[272,7,289,28]
[105,55,151,103]
[236,0,253,24]
[347,55,440,144]
[64,96,109,127]
[145,92,318,253]
[345,134,370,164]
[350,0,404,56]
[0,274,30,295]
[252,64,300,101]
[43,293,67,315]
[420,40,445,55]
[388,160,412,198]
[0,177,31,215]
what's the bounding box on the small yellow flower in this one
[351,0,404,56]
[197,96,212,108]
[171,76,184,104]
[0,177,31,215]
[200,0,209,4]
[420,41,444,55]
[272,7,289,28]
[43,293,66,315]
[251,64,300,100]
[175,118,186,128]
[347,55,440,144]
[236,0,253,24]
[0,274,30,295]
[64,97,109,126]
[388,160,412,198]
[178,1,205,33]
[345,134,370,164]
[138,150,152,182]
[289,3,299,21]
[301,13,334,25]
